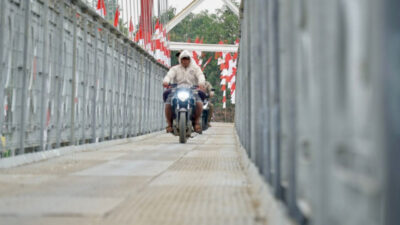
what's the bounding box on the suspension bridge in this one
[0,0,399,225]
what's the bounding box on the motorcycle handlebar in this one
[167,84,199,89]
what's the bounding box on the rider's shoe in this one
[194,124,202,133]
[166,126,173,133]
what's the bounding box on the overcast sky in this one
[170,0,228,13]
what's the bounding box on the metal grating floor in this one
[0,123,267,225]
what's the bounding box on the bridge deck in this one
[0,123,268,225]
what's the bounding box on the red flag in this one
[114,6,120,28]
[135,26,143,43]
[96,0,106,17]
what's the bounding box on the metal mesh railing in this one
[0,0,167,156]
[235,0,400,225]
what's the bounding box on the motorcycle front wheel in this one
[179,112,187,143]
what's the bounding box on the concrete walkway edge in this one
[234,131,295,225]
[0,131,164,169]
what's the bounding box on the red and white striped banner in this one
[96,0,106,18]
[217,39,240,107]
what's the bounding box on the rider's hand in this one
[163,82,169,88]
[198,85,205,92]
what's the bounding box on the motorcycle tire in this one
[179,112,187,143]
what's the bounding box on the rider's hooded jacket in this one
[163,50,205,87]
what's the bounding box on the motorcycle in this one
[202,97,210,131]
[169,84,199,143]
[201,88,214,131]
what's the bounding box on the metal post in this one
[272,0,282,199]
[18,0,32,154]
[128,51,135,136]
[116,42,121,138]
[100,30,108,142]
[280,0,299,219]
[81,15,88,144]
[91,21,99,143]
[122,46,129,138]
[55,1,65,148]
[245,0,252,156]
[146,61,151,133]
[39,0,50,151]
[249,0,259,170]
[70,6,78,146]
[382,1,400,224]
[109,38,115,139]
[0,0,5,70]
[138,56,143,134]
[0,0,7,153]
[135,54,140,135]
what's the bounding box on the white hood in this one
[178,50,192,64]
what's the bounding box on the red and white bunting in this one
[217,39,240,105]
[113,6,120,28]
[187,37,204,68]
[129,17,135,40]
[230,39,240,104]
[96,0,106,18]
[202,57,212,71]
[135,26,144,47]
[151,21,171,67]
[153,20,162,63]
[218,49,228,108]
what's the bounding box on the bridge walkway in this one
[0,123,273,225]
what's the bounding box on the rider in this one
[163,50,206,133]
[204,75,214,127]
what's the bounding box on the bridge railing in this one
[0,0,167,156]
[235,0,400,225]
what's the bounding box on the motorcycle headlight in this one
[177,91,190,101]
